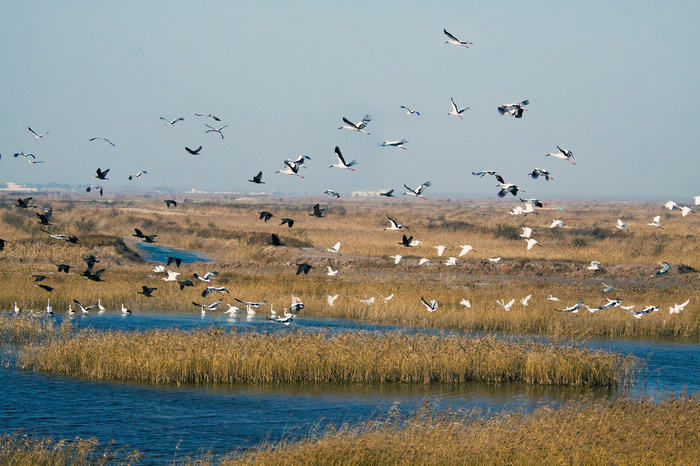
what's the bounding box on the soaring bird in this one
[89,137,115,146]
[458,245,475,256]
[195,113,221,121]
[379,189,395,197]
[128,170,147,180]
[326,242,342,254]
[443,29,472,48]
[496,183,524,197]
[338,114,371,135]
[401,106,420,116]
[163,270,180,281]
[15,197,36,208]
[496,298,515,311]
[664,200,677,211]
[330,146,357,170]
[258,211,274,222]
[648,216,663,228]
[379,139,408,150]
[164,199,178,208]
[653,262,671,277]
[390,254,402,264]
[525,238,540,250]
[550,219,564,228]
[185,146,202,155]
[385,216,408,231]
[160,117,184,125]
[421,297,438,312]
[205,124,228,139]
[498,100,529,118]
[555,301,584,313]
[680,206,694,217]
[448,97,468,119]
[248,171,265,184]
[399,235,413,247]
[280,218,295,228]
[472,170,504,183]
[276,159,305,178]
[86,185,103,196]
[296,263,313,275]
[669,299,690,315]
[434,245,446,256]
[202,286,229,297]
[166,256,182,267]
[629,306,660,319]
[93,168,109,180]
[137,285,157,297]
[325,189,341,198]
[28,126,49,139]
[268,234,285,246]
[309,203,325,217]
[194,271,218,282]
[404,181,431,199]
[527,168,553,181]
[546,146,575,165]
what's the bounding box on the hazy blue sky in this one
[1,1,699,201]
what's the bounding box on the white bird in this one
[121,304,132,315]
[403,181,431,199]
[434,245,446,256]
[448,97,468,119]
[128,170,147,181]
[192,298,223,312]
[460,299,471,308]
[653,262,671,277]
[601,283,615,294]
[520,295,532,306]
[520,227,533,238]
[694,196,700,206]
[97,299,106,314]
[510,206,526,216]
[338,114,371,135]
[458,245,475,256]
[550,219,564,228]
[547,295,562,303]
[73,299,95,314]
[525,238,540,250]
[326,266,338,276]
[648,216,663,228]
[13,302,21,314]
[385,216,408,231]
[327,294,338,306]
[245,304,257,316]
[418,258,431,266]
[664,200,678,211]
[445,256,458,266]
[443,29,472,48]
[488,257,501,263]
[160,117,184,125]
[620,304,636,311]
[164,270,180,281]
[194,271,218,282]
[390,255,403,264]
[153,265,165,273]
[496,183,524,198]
[330,146,358,170]
[359,296,375,305]
[496,298,515,311]
[545,146,575,165]
[89,137,115,146]
[324,189,340,198]
[680,206,694,217]
[224,305,240,316]
[669,299,690,315]
[421,297,438,312]
[379,139,408,150]
[276,159,305,178]
[616,219,627,230]
[379,293,394,303]
[67,305,75,316]
[326,242,341,254]
[401,106,420,116]
[28,126,49,139]
[205,124,228,139]
[409,239,422,247]
[629,306,660,319]
[555,301,584,313]
[498,100,529,118]
[588,261,601,271]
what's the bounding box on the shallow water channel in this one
[2,313,699,463]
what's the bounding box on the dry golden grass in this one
[1,195,698,339]
[222,394,700,465]
[15,327,637,387]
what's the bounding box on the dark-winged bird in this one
[185,146,202,155]
[268,234,284,246]
[202,286,229,297]
[280,218,295,228]
[15,197,35,208]
[258,211,274,222]
[399,235,413,247]
[164,199,177,208]
[56,264,71,273]
[166,256,182,267]
[36,284,54,292]
[137,285,157,297]
[93,168,109,180]
[0,239,6,251]
[177,279,194,290]
[248,171,265,184]
[36,211,52,225]
[296,263,313,275]
[309,203,325,218]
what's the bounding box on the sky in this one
[1,1,699,201]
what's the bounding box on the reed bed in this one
[222,394,700,465]
[16,328,638,387]
[0,432,142,465]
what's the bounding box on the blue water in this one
[132,243,213,264]
[1,313,699,464]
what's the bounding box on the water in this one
[132,243,213,264]
[1,313,698,464]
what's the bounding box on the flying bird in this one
[601,283,615,294]
[185,146,202,155]
[324,189,341,198]
[330,146,358,170]
[629,306,660,319]
[280,218,295,228]
[546,146,575,165]
[458,245,475,256]
[205,124,228,139]
[403,181,431,199]
[496,183,524,197]
[588,261,601,271]
[680,206,694,217]
[177,280,194,290]
[379,189,395,197]
[498,100,529,118]
[268,234,285,246]
[496,298,515,311]
[202,286,229,297]
[338,114,371,135]
[194,271,218,282]
[28,126,49,139]
[653,262,671,277]
[326,242,342,255]
[418,258,431,266]
[327,294,339,306]
[443,29,472,48]
[163,270,180,281]
[379,139,408,150]
[93,168,109,180]
[36,211,53,226]
[421,297,438,312]
[160,117,184,125]
[550,219,564,228]
[326,266,338,277]
[527,168,553,181]
[137,285,157,297]
[86,185,103,196]
[89,137,115,146]
[472,170,504,183]
[296,263,313,275]
[616,219,627,230]
[309,203,325,217]
[128,170,147,180]
[192,298,223,312]
[520,227,533,238]
[401,106,420,116]
[648,215,663,228]
[520,295,532,306]
[164,199,178,208]
[669,299,690,315]
[166,256,182,267]
[399,235,413,247]
[195,113,220,121]
[276,159,305,178]
[15,197,36,208]
[248,171,265,184]
[259,211,274,222]
[390,254,402,264]
[664,200,678,211]
[525,238,540,250]
[460,299,471,308]
[555,300,585,313]
[385,216,408,231]
[448,97,468,119]
[445,257,458,266]
[434,245,446,256]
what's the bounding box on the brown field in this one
[1,194,698,339]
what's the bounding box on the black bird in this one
[248,171,265,184]
[32,274,48,282]
[379,189,395,197]
[185,146,202,155]
[36,211,52,225]
[258,211,274,222]
[56,264,71,273]
[15,197,35,208]
[83,255,99,268]
[268,234,284,246]
[85,269,105,282]
[66,235,79,244]
[0,238,6,251]
[133,228,157,243]
[166,256,182,267]
[399,235,414,247]
[280,218,295,228]
[296,263,313,275]
[36,284,54,292]
[177,279,194,290]
[94,168,110,180]
[164,200,177,208]
[137,285,157,297]
[309,203,325,218]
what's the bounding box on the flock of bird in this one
[3,28,696,320]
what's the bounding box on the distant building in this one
[0,182,37,192]
[350,190,382,197]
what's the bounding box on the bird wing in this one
[341,117,360,130]
[443,29,459,42]
[358,115,371,129]
[334,146,347,166]
[450,98,458,112]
